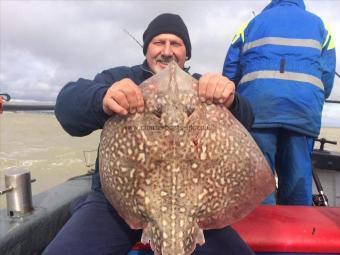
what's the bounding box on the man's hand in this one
[198,73,235,108]
[103,78,144,116]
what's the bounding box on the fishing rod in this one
[314,66,339,207]
[123,28,143,49]
[312,138,339,206]
[325,72,340,104]
[328,72,340,103]
[312,168,329,206]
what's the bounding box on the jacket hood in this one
[262,0,305,12]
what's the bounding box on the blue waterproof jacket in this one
[223,0,336,137]
[55,61,254,190]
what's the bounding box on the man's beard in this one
[154,56,178,73]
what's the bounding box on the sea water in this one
[0,112,100,208]
[0,112,339,208]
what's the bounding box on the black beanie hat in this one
[143,13,191,60]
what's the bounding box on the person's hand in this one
[197,73,235,108]
[103,78,144,116]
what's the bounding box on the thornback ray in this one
[99,61,275,255]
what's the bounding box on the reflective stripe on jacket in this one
[223,0,336,137]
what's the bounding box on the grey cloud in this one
[0,0,339,107]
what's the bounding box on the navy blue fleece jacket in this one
[55,61,254,190]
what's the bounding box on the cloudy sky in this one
[1,0,339,126]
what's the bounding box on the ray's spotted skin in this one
[99,61,275,255]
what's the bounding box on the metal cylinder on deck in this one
[4,168,34,216]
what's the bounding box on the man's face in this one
[146,33,187,73]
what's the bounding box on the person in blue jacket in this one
[43,13,255,255]
[223,0,336,205]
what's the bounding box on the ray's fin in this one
[196,228,205,245]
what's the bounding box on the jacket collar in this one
[262,0,305,12]
[141,60,154,78]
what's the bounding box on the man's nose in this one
[162,41,173,56]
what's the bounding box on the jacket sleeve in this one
[222,21,249,85]
[55,70,115,137]
[222,38,243,85]
[229,93,254,131]
[320,23,336,99]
